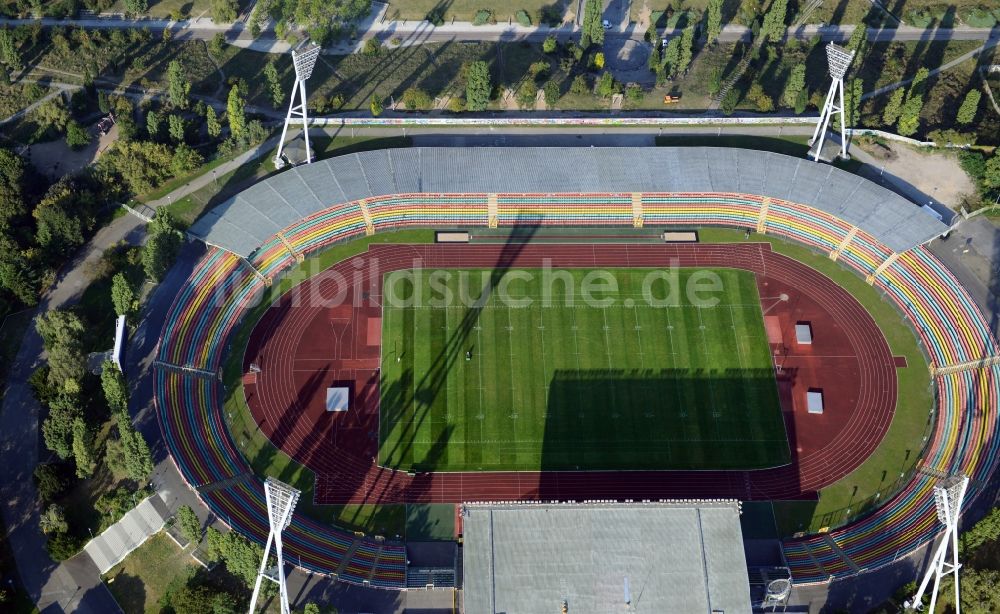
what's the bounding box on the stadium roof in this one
[189,147,947,258]
[462,501,752,614]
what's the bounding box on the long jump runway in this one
[243,242,897,504]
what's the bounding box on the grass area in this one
[697,228,932,536]
[405,504,456,541]
[222,229,436,537]
[104,532,196,614]
[384,0,571,23]
[379,267,788,472]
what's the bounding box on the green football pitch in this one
[378,268,789,472]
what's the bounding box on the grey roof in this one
[189,148,947,258]
[462,502,751,614]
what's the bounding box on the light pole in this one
[274,43,320,169]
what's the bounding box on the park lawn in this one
[221,229,436,537]
[384,0,571,23]
[379,267,789,472]
[698,228,932,536]
[104,532,196,614]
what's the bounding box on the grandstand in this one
[154,147,998,591]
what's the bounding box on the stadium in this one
[154,147,999,608]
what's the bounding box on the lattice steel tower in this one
[809,43,855,162]
[274,43,320,169]
[248,477,301,614]
[906,474,969,613]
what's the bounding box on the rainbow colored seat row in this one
[156,192,998,588]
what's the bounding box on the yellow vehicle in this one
[663,95,681,104]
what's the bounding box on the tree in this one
[882,88,905,126]
[34,180,91,257]
[226,85,246,140]
[0,27,22,71]
[34,464,66,503]
[956,90,981,125]
[543,80,560,107]
[543,36,557,54]
[116,411,154,481]
[983,155,1000,190]
[123,0,148,14]
[72,417,96,478]
[591,51,605,70]
[0,239,40,304]
[207,528,271,588]
[596,72,615,98]
[97,140,175,194]
[706,0,723,44]
[65,120,90,150]
[516,80,538,109]
[146,110,162,139]
[303,604,321,614]
[582,0,605,48]
[960,505,1000,555]
[111,272,137,319]
[177,505,202,544]
[369,94,384,116]
[570,74,589,95]
[171,143,203,176]
[782,64,806,109]
[167,60,190,110]
[362,37,381,57]
[677,24,695,75]
[102,360,129,413]
[896,95,923,136]
[206,106,222,138]
[401,87,432,111]
[36,310,86,389]
[42,394,79,459]
[39,504,68,534]
[747,83,774,112]
[142,209,183,282]
[760,0,788,44]
[168,114,186,143]
[465,61,491,111]
[662,37,681,78]
[846,22,868,66]
[264,61,285,107]
[211,0,237,23]
[721,87,740,115]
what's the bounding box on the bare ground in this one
[856,139,977,210]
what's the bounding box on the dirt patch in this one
[27,123,118,180]
[857,140,976,210]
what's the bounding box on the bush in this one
[45,532,83,561]
[625,83,643,105]
[370,94,384,116]
[515,9,531,26]
[362,37,380,57]
[426,8,445,26]
[473,9,493,25]
[543,80,560,107]
[34,464,67,503]
[65,120,90,150]
[177,505,202,545]
[570,74,590,95]
[595,72,615,98]
[720,87,740,115]
[927,129,975,147]
[543,36,557,54]
[528,61,550,79]
[401,87,432,111]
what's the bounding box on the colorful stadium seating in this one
[155,190,998,588]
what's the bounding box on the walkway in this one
[82,494,170,573]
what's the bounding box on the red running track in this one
[243,243,897,504]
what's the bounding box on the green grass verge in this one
[379,267,787,472]
[698,228,932,536]
[222,229,435,537]
[104,532,196,614]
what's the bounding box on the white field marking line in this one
[727,304,752,444]
[538,306,550,417]
[570,307,586,417]
[505,304,518,440]
[632,304,645,369]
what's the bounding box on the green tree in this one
[36,310,86,389]
[720,87,740,115]
[177,505,202,544]
[662,37,681,78]
[97,140,175,194]
[896,95,923,136]
[34,464,66,503]
[123,0,148,14]
[142,209,183,282]
[226,85,246,140]
[960,505,1000,555]
[401,87,432,110]
[983,155,1000,190]
[782,64,806,109]
[570,74,589,95]
[39,504,68,534]
[465,61,491,111]
[171,143,203,176]
[370,94,384,116]
[362,37,381,56]
[211,0,237,22]
[167,60,190,109]
[516,80,538,108]
[65,120,90,150]
[303,604,321,614]
[543,80,560,107]
[956,90,981,125]
[111,272,137,319]
[206,105,222,139]
[677,24,695,75]
[582,0,605,47]
[168,114,186,143]
[0,239,40,304]
[209,32,226,56]
[101,360,129,413]
[42,393,80,459]
[116,411,154,481]
[543,35,557,54]
[760,0,788,44]
[0,27,22,71]
[882,88,905,126]
[207,528,272,588]
[72,417,96,478]
[596,72,615,98]
[146,110,162,139]
[706,0,723,44]
[264,60,285,107]
[846,22,867,65]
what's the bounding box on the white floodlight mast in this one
[906,475,969,613]
[274,44,321,168]
[810,44,855,162]
[248,477,301,614]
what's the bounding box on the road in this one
[0,14,997,56]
